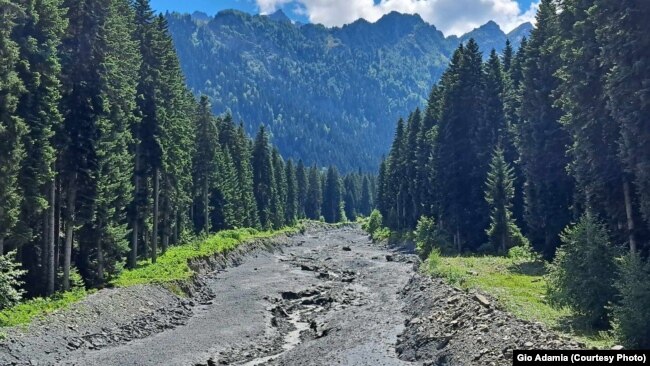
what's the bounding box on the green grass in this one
[0,224,303,328]
[0,288,89,327]
[113,226,301,287]
[426,253,615,348]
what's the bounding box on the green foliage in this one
[485,148,527,254]
[364,210,384,236]
[372,227,391,242]
[0,251,26,310]
[612,253,650,349]
[114,226,299,287]
[426,247,442,274]
[546,213,618,329]
[415,216,437,259]
[0,287,88,327]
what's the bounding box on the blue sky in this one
[150,0,538,35]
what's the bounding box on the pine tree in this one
[384,118,405,229]
[434,40,488,251]
[322,166,343,223]
[295,159,308,219]
[518,0,573,258]
[271,148,286,228]
[251,126,275,229]
[192,96,219,234]
[0,0,26,256]
[284,160,298,225]
[557,0,642,252]
[416,86,441,218]
[305,166,322,220]
[11,0,66,295]
[211,147,237,230]
[596,0,650,242]
[342,174,358,222]
[485,148,525,253]
[236,124,260,229]
[404,109,422,229]
[359,175,373,217]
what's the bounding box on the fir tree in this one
[518,0,573,258]
[284,160,298,225]
[305,166,322,220]
[251,126,275,229]
[192,96,219,234]
[295,159,308,219]
[484,148,525,253]
[271,148,286,228]
[0,0,26,256]
[323,166,343,223]
[359,175,373,217]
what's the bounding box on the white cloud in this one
[255,0,540,36]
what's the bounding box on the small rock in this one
[611,345,624,350]
[524,341,534,348]
[474,294,491,307]
[342,246,352,251]
[385,254,394,262]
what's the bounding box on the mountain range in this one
[166,10,533,171]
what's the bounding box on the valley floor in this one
[0,226,583,366]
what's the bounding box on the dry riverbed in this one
[0,225,581,366]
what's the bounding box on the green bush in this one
[372,227,391,242]
[365,210,383,236]
[415,216,437,259]
[0,251,26,310]
[613,253,650,348]
[546,213,618,329]
[508,242,540,262]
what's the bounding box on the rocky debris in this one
[0,233,298,366]
[342,246,352,251]
[396,275,585,365]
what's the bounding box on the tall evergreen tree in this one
[485,147,525,253]
[271,148,286,228]
[434,40,488,251]
[359,175,373,217]
[305,165,322,220]
[11,0,66,295]
[284,160,298,225]
[0,0,26,256]
[518,0,573,258]
[192,96,219,234]
[322,166,343,223]
[557,0,643,252]
[251,126,275,229]
[596,0,650,241]
[295,159,308,219]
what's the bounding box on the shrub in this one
[365,209,383,236]
[372,227,391,242]
[612,253,650,348]
[414,216,453,258]
[508,241,539,262]
[0,251,26,310]
[546,213,618,329]
[415,216,437,259]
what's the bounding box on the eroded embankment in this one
[0,231,296,366]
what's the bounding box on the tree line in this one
[0,0,374,307]
[376,0,649,346]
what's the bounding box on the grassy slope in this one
[0,225,302,327]
[428,254,614,348]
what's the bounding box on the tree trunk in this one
[623,179,637,253]
[63,175,77,291]
[0,237,3,256]
[152,168,160,264]
[46,179,56,295]
[204,179,209,234]
[55,175,62,273]
[162,192,169,254]
[96,222,104,285]
[130,143,141,268]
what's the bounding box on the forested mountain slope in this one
[165,10,531,172]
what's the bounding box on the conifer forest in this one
[0,0,649,363]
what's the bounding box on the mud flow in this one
[0,226,581,366]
